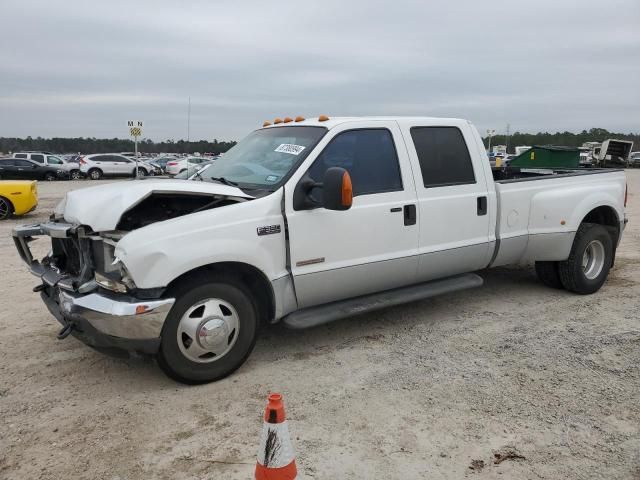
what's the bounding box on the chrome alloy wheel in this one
[582,239,605,280]
[177,298,240,363]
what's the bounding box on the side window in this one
[15,160,33,167]
[30,154,45,163]
[308,129,402,196]
[108,155,126,163]
[410,127,476,188]
[14,153,27,159]
[47,156,64,165]
[0,159,16,166]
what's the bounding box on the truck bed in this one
[491,166,624,183]
[489,167,626,268]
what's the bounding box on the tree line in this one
[0,137,237,155]
[482,128,639,153]
[0,127,637,156]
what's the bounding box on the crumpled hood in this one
[60,180,253,231]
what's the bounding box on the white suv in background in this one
[13,152,81,179]
[79,154,159,180]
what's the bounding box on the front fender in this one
[115,191,287,289]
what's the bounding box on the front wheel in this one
[558,223,613,294]
[134,168,148,177]
[70,169,82,180]
[157,279,258,384]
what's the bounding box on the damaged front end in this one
[12,221,174,357]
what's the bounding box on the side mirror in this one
[292,167,353,211]
[322,167,352,211]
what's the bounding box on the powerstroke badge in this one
[257,225,282,236]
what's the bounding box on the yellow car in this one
[0,180,38,220]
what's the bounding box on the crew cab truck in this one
[13,116,627,384]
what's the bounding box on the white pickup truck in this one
[13,116,628,383]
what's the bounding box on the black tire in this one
[157,277,259,384]
[535,261,564,289]
[0,196,14,220]
[44,172,56,181]
[558,223,613,294]
[70,169,82,180]
[134,168,148,177]
[88,168,103,180]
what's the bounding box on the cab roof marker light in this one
[318,114,330,122]
[274,118,283,124]
[295,116,305,122]
[263,121,272,127]
[283,117,293,123]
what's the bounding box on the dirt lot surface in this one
[1,173,639,480]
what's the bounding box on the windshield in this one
[200,126,326,190]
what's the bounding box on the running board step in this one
[282,273,483,330]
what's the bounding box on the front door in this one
[285,121,419,308]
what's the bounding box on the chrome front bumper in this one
[57,290,175,339]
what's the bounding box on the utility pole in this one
[187,96,191,154]
[487,129,496,153]
[505,123,511,153]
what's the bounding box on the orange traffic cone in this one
[255,393,298,480]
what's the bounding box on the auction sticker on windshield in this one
[275,144,306,155]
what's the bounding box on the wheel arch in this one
[0,195,15,218]
[165,261,276,325]
[579,204,620,247]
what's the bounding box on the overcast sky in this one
[1,0,638,141]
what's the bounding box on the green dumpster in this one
[509,145,580,168]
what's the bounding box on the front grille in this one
[51,238,83,277]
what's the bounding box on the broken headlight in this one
[92,236,136,293]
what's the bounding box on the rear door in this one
[285,121,420,308]
[398,120,493,281]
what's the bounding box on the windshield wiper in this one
[209,176,239,187]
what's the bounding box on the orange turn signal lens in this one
[263,121,272,127]
[274,118,283,124]
[341,171,353,207]
[135,305,149,315]
[318,114,330,122]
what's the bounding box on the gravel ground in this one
[1,173,639,480]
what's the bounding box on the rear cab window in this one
[410,127,476,188]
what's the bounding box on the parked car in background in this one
[0,157,67,181]
[628,151,640,167]
[13,152,81,179]
[148,156,178,173]
[173,160,216,179]
[79,154,159,179]
[165,156,215,176]
[0,179,38,220]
